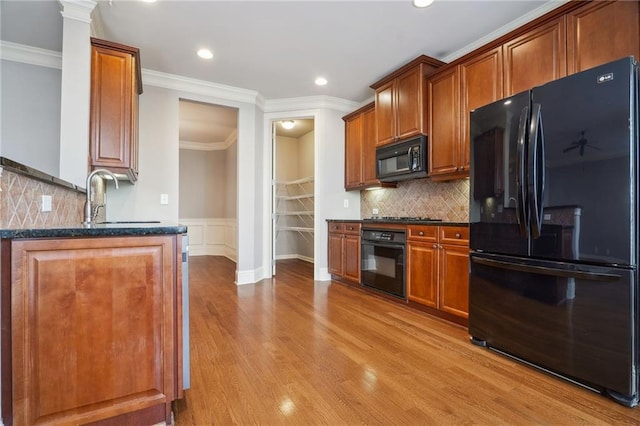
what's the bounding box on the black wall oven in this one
[361,228,406,299]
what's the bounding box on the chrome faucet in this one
[83,169,119,225]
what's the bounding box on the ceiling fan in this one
[562,130,600,156]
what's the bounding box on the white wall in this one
[106,82,263,285]
[0,60,61,176]
[225,142,237,218]
[179,149,228,218]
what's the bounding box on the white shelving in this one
[275,177,314,236]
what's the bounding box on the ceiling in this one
[1,0,563,146]
[2,0,564,103]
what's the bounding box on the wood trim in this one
[342,102,375,121]
[430,0,588,77]
[370,55,446,89]
[1,239,13,425]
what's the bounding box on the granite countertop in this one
[327,218,468,227]
[0,222,188,239]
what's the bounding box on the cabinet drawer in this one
[440,226,469,245]
[343,222,361,235]
[329,223,345,233]
[407,225,438,242]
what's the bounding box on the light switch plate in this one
[343,199,349,208]
[41,195,52,212]
[160,194,169,205]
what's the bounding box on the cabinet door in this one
[344,114,363,190]
[361,106,379,185]
[407,241,438,308]
[428,67,460,177]
[439,244,470,319]
[90,45,134,171]
[8,236,177,425]
[503,17,566,96]
[395,67,423,141]
[375,81,396,146]
[567,1,640,75]
[460,48,503,173]
[328,233,344,276]
[343,235,361,283]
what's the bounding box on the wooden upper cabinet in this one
[503,17,567,96]
[459,47,503,174]
[361,106,378,185]
[567,1,640,75]
[371,55,445,147]
[343,103,394,191]
[395,67,424,141]
[374,82,395,146]
[428,67,460,178]
[344,112,363,190]
[90,38,143,182]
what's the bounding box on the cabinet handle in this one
[455,232,461,238]
[348,226,354,230]
[432,244,438,249]
[418,231,424,236]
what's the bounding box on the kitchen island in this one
[1,222,186,426]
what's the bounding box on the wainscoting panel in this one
[179,218,237,261]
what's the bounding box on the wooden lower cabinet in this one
[407,225,469,321]
[327,222,361,283]
[1,235,182,426]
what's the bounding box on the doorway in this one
[273,118,315,275]
[178,99,238,261]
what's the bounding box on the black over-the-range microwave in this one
[376,135,428,182]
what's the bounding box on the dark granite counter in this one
[327,218,468,227]
[0,222,187,239]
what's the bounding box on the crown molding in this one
[59,0,97,24]
[142,69,261,105]
[179,130,237,151]
[442,0,570,63]
[89,1,105,38]
[0,41,62,69]
[263,96,359,114]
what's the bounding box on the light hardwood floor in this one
[174,256,640,425]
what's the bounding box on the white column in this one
[58,0,97,187]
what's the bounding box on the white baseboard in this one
[317,267,331,281]
[275,254,314,263]
[236,265,266,285]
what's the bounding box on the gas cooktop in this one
[363,216,442,222]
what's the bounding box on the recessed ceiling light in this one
[315,77,328,86]
[413,0,434,7]
[281,120,295,130]
[197,49,213,60]
[141,0,157,2]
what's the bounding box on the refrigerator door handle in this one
[471,256,621,282]
[528,103,545,239]
[516,106,529,237]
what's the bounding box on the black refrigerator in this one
[469,57,639,407]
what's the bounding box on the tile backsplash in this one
[0,169,85,228]
[360,178,469,222]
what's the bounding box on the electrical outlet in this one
[343,199,349,208]
[372,208,379,215]
[160,194,169,205]
[41,195,52,212]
